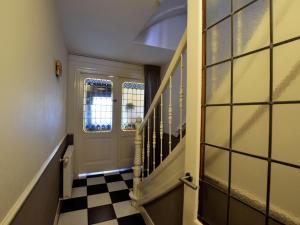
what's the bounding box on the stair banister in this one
[130,29,187,207]
[138,29,187,133]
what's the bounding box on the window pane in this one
[206,0,231,27]
[121,82,144,130]
[231,153,268,205]
[233,50,269,103]
[273,40,300,101]
[205,106,230,148]
[206,62,231,104]
[83,78,113,132]
[233,0,269,56]
[270,163,300,224]
[273,0,300,43]
[232,105,269,157]
[272,104,300,166]
[206,18,231,65]
[233,0,254,11]
[204,145,229,188]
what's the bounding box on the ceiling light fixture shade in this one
[135,0,187,51]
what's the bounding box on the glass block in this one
[232,105,269,157]
[205,106,230,148]
[206,18,231,65]
[231,153,268,203]
[233,0,270,56]
[233,50,270,103]
[272,104,300,166]
[206,0,231,27]
[229,197,265,225]
[206,62,231,104]
[199,181,228,225]
[204,145,229,188]
[273,40,300,101]
[270,163,300,224]
[268,218,283,225]
[233,0,255,11]
[273,0,300,43]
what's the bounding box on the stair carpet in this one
[58,169,146,225]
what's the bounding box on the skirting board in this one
[53,200,61,225]
[139,206,155,225]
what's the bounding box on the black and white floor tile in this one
[58,169,145,225]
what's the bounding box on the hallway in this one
[58,169,145,225]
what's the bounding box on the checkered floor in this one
[58,169,146,225]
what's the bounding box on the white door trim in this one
[67,55,144,175]
[182,0,203,224]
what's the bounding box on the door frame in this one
[182,0,203,224]
[68,55,144,176]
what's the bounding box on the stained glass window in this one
[83,78,113,132]
[121,82,144,130]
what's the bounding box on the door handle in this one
[179,173,198,190]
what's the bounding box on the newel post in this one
[130,117,142,207]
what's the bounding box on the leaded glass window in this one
[121,82,144,130]
[83,78,113,132]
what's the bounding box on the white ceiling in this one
[57,0,174,66]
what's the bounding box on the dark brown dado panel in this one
[144,184,184,225]
[10,134,73,225]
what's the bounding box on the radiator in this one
[62,145,74,199]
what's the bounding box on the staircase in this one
[129,30,187,220]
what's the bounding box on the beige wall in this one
[0,0,68,222]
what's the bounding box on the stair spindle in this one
[147,119,150,176]
[153,108,156,170]
[142,128,145,180]
[160,95,163,163]
[168,76,173,154]
[179,53,184,140]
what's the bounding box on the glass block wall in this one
[199,0,300,225]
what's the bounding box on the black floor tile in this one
[87,183,108,195]
[125,179,133,189]
[87,173,104,178]
[88,205,116,224]
[73,179,87,188]
[109,189,130,203]
[118,214,146,225]
[60,197,87,213]
[105,174,123,183]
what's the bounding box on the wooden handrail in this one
[138,29,187,133]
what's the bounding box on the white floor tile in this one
[121,173,133,180]
[93,219,118,225]
[72,187,87,198]
[87,176,105,186]
[88,192,112,208]
[107,181,127,192]
[113,200,139,218]
[58,209,87,225]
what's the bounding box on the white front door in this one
[75,73,144,174]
